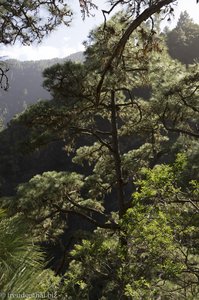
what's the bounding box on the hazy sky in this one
[2,0,199,61]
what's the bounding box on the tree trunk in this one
[110,90,125,217]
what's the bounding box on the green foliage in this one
[43,61,86,102]
[58,156,199,299]
[2,171,105,241]
[133,153,188,202]
[166,11,199,64]
[0,210,59,299]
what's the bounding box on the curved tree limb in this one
[52,204,119,230]
[96,0,176,105]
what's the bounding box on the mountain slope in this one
[0,52,84,124]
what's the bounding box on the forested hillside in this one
[0,52,83,124]
[0,2,199,299]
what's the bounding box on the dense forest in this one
[0,1,199,300]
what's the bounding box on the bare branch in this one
[79,0,98,20]
[0,65,9,90]
[65,193,105,217]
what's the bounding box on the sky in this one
[1,0,199,61]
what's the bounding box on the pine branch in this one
[96,0,175,105]
[52,204,119,230]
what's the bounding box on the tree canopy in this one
[166,11,199,64]
[0,2,199,299]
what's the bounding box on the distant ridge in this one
[0,52,84,124]
[6,51,84,64]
